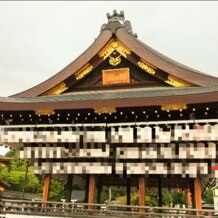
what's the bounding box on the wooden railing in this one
[0,199,217,218]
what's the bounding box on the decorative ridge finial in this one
[100,10,138,38]
[106,10,125,22]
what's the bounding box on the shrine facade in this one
[1,10,218,209]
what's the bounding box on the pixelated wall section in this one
[19,142,216,159]
[0,129,106,143]
[34,162,112,174]
[1,124,218,177]
[33,161,210,177]
[111,127,134,143]
[116,143,216,159]
[116,162,209,177]
[20,144,110,159]
[136,126,152,143]
[173,124,218,141]
[1,124,218,144]
[179,142,216,159]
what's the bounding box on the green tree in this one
[0,150,40,193]
[48,179,65,201]
[145,191,158,206]
[203,188,213,204]
[172,191,186,205]
[116,190,158,206]
[162,191,173,206]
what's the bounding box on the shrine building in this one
[1,10,218,210]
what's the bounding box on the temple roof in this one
[1,85,218,111]
[10,10,218,98]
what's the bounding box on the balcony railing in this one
[0,199,217,218]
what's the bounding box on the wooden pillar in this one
[97,185,102,204]
[42,175,51,207]
[88,175,96,210]
[127,177,131,206]
[158,176,162,207]
[65,174,73,202]
[186,187,191,207]
[85,175,90,203]
[192,178,202,209]
[138,175,145,213]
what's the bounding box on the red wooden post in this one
[138,175,145,213]
[42,175,51,207]
[192,178,202,209]
[88,175,96,211]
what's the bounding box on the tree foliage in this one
[162,191,173,206]
[172,191,187,205]
[48,179,65,201]
[203,188,214,204]
[0,150,40,193]
[0,150,65,201]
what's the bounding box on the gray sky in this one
[0,1,218,154]
[0,1,218,97]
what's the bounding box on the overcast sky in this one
[0,1,218,154]
[0,1,218,97]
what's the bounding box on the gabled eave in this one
[115,27,218,87]
[10,18,218,98]
[11,29,113,98]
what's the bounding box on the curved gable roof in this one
[115,27,218,87]
[11,29,113,97]
[11,11,218,98]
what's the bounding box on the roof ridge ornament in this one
[100,10,137,38]
[106,10,125,22]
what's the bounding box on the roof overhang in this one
[1,86,218,111]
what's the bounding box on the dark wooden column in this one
[85,175,90,203]
[158,176,162,207]
[138,175,145,213]
[42,175,51,206]
[192,178,202,209]
[65,174,73,202]
[97,185,102,204]
[127,177,131,206]
[88,175,96,210]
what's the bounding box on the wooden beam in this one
[65,175,73,202]
[138,175,145,213]
[88,175,96,211]
[42,175,51,207]
[192,178,202,209]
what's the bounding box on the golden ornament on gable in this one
[35,109,56,116]
[165,75,192,87]
[137,60,156,75]
[43,82,68,96]
[98,39,131,60]
[94,107,117,114]
[161,104,187,111]
[75,64,93,81]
